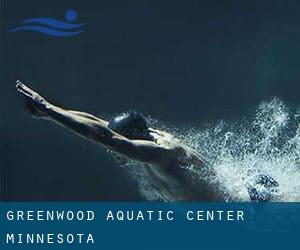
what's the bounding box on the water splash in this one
[124,98,300,201]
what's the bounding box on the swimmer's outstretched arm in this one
[16,81,176,165]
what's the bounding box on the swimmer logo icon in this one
[9,9,86,37]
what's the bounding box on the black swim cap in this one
[108,111,153,140]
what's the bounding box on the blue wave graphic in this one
[10,25,84,37]
[23,18,85,29]
[9,9,85,37]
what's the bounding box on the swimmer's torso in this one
[145,161,224,201]
[144,129,225,201]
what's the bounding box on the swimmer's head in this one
[108,111,153,141]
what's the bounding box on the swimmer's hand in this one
[16,80,49,118]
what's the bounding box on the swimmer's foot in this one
[16,80,49,118]
[246,174,279,202]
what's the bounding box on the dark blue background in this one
[1,202,299,249]
[2,0,300,200]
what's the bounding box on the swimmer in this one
[16,80,278,201]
